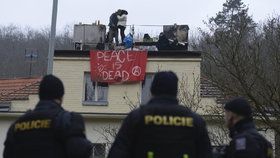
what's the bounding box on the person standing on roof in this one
[117,10,128,44]
[108,10,121,46]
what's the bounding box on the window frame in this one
[83,72,109,106]
[141,73,155,104]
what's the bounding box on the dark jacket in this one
[107,97,213,158]
[226,118,273,158]
[3,100,93,158]
[109,12,118,28]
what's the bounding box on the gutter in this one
[0,111,128,119]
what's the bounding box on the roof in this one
[54,50,201,58]
[200,77,221,98]
[200,76,229,104]
[0,77,41,102]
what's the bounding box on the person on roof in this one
[117,10,128,44]
[108,10,121,46]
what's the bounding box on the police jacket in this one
[3,100,93,158]
[226,118,273,158]
[107,97,213,158]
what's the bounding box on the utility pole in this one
[47,0,58,74]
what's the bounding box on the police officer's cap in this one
[39,75,64,100]
[150,71,178,97]
[224,97,252,117]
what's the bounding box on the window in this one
[0,103,10,112]
[141,73,154,104]
[93,143,106,158]
[84,73,108,105]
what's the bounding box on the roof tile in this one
[0,77,41,102]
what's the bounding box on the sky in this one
[0,0,279,34]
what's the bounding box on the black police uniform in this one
[225,118,273,158]
[107,97,213,158]
[3,100,93,158]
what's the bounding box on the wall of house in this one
[10,95,39,112]
[0,116,15,158]
[53,56,201,114]
[198,97,220,115]
[147,58,201,94]
[84,116,123,156]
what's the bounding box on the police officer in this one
[107,71,213,158]
[3,75,93,158]
[224,97,273,158]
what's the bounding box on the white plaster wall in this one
[52,57,201,114]
[0,117,17,158]
[11,95,39,112]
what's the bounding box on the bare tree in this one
[123,92,141,110]
[0,25,73,79]
[93,124,119,157]
[206,104,230,146]
[178,73,202,112]
[193,0,280,156]
[178,74,230,147]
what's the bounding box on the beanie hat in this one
[150,71,178,97]
[39,75,64,100]
[224,97,252,117]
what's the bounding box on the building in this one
[0,49,275,157]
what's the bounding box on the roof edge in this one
[0,76,42,80]
[54,50,202,58]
